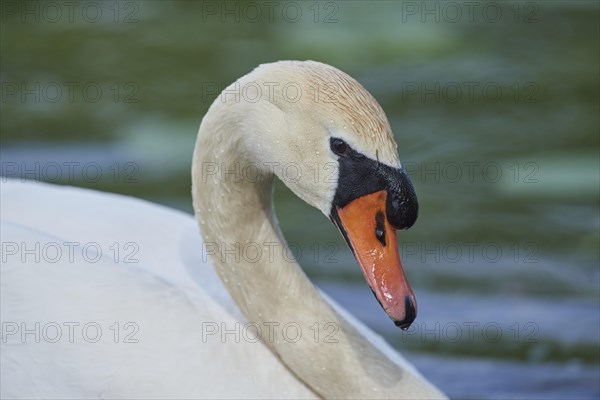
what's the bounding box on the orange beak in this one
[333,190,416,329]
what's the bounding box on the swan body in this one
[1,61,446,399]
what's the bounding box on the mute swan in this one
[1,61,446,399]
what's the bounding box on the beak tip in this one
[393,295,417,330]
[394,320,412,330]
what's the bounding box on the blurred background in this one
[1,1,598,398]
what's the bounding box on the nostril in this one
[375,211,386,246]
[394,296,417,330]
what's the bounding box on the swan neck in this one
[191,97,445,400]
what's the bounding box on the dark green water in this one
[2,1,599,398]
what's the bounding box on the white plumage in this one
[1,61,446,399]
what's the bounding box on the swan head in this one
[213,61,419,329]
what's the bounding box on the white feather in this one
[1,61,446,399]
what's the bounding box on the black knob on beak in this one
[386,170,418,230]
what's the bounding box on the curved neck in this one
[191,100,443,399]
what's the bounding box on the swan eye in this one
[331,139,349,156]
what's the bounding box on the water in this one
[2,1,598,398]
